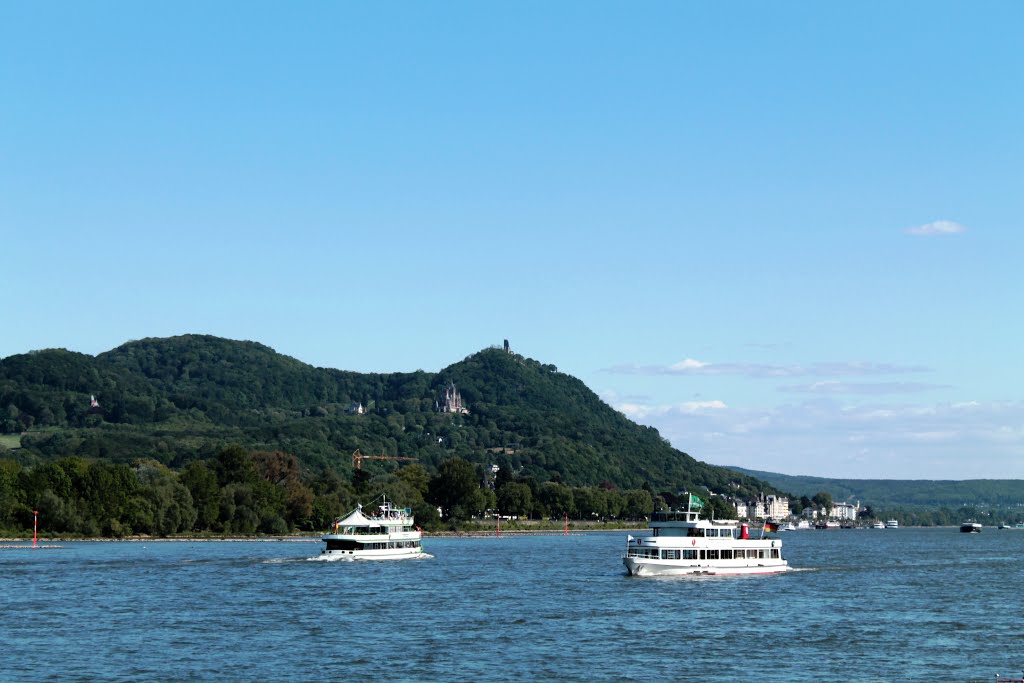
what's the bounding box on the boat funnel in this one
[741,524,749,539]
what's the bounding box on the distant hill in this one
[0,335,775,496]
[727,467,1024,509]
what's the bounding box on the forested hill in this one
[728,467,1024,509]
[1,335,773,496]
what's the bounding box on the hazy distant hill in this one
[727,467,1024,509]
[0,335,775,496]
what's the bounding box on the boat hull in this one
[623,556,790,576]
[321,548,428,560]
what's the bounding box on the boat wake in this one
[305,552,434,562]
[260,557,308,564]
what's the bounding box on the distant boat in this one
[998,523,1024,530]
[960,522,982,534]
[795,520,812,530]
[780,522,797,531]
[872,521,886,529]
[885,519,899,529]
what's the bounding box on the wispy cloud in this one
[608,397,1024,479]
[618,399,727,420]
[778,381,952,395]
[604,359,930,378]
[906,220,966,236]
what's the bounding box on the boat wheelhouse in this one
[321,495,425,560]
[623,495,790,577]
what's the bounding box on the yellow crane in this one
[351,449,417,471]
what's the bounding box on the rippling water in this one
[2,528,1022,682]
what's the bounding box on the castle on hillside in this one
[437,381,469,415]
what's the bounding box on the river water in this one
[1,528,1021,682]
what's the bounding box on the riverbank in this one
[0,526,644,543]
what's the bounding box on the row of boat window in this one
[627,548,781,560]
[357,541,422,550]
[338,526,416,535]
[326,540,422,551]
[651,528,742,538]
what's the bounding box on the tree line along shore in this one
[0,443,687,539]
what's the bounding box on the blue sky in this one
[3,2,1022,479]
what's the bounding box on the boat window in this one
[747,549,758,559]
[687,528,704,537]
[706,529,718,538]
[758,550,766,559]
[682,549,697,560]
[705,549,720,560]
[699,550,706,560]
[662,549,680,560]
[720,549,733,560]
[771,549,780,559]
[653,528,660,537]
[325,540,359,551]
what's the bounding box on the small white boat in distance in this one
[321,495,426,560]
[959,522,982,534]
[885,519,899,529]
[872,521,886,529]
[623,494,790,576]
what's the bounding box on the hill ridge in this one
[1,335,774,497]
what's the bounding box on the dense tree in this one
[429,457,485,522]
[496,482,533,518]
[180,461,220,530]
[538,482,574,518]
[812,491,833,514]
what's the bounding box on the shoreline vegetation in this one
[0,520,647,543]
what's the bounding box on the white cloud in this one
[604,359,929,378]
[617,399,727,419]
[608,397,1024,479]
[670,358,708,371]
[680,400,728,412]
[906,220,966,236]
[778,381,951,395]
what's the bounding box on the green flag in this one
[690,494,704,510]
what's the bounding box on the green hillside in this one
[1,335,772,496]
[728,467,1024,509]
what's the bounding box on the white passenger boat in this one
[871,521,885,529]
[885,519,899,529]
[321,495,426,560]
[959,521,982,534]
[623,495,790,576]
